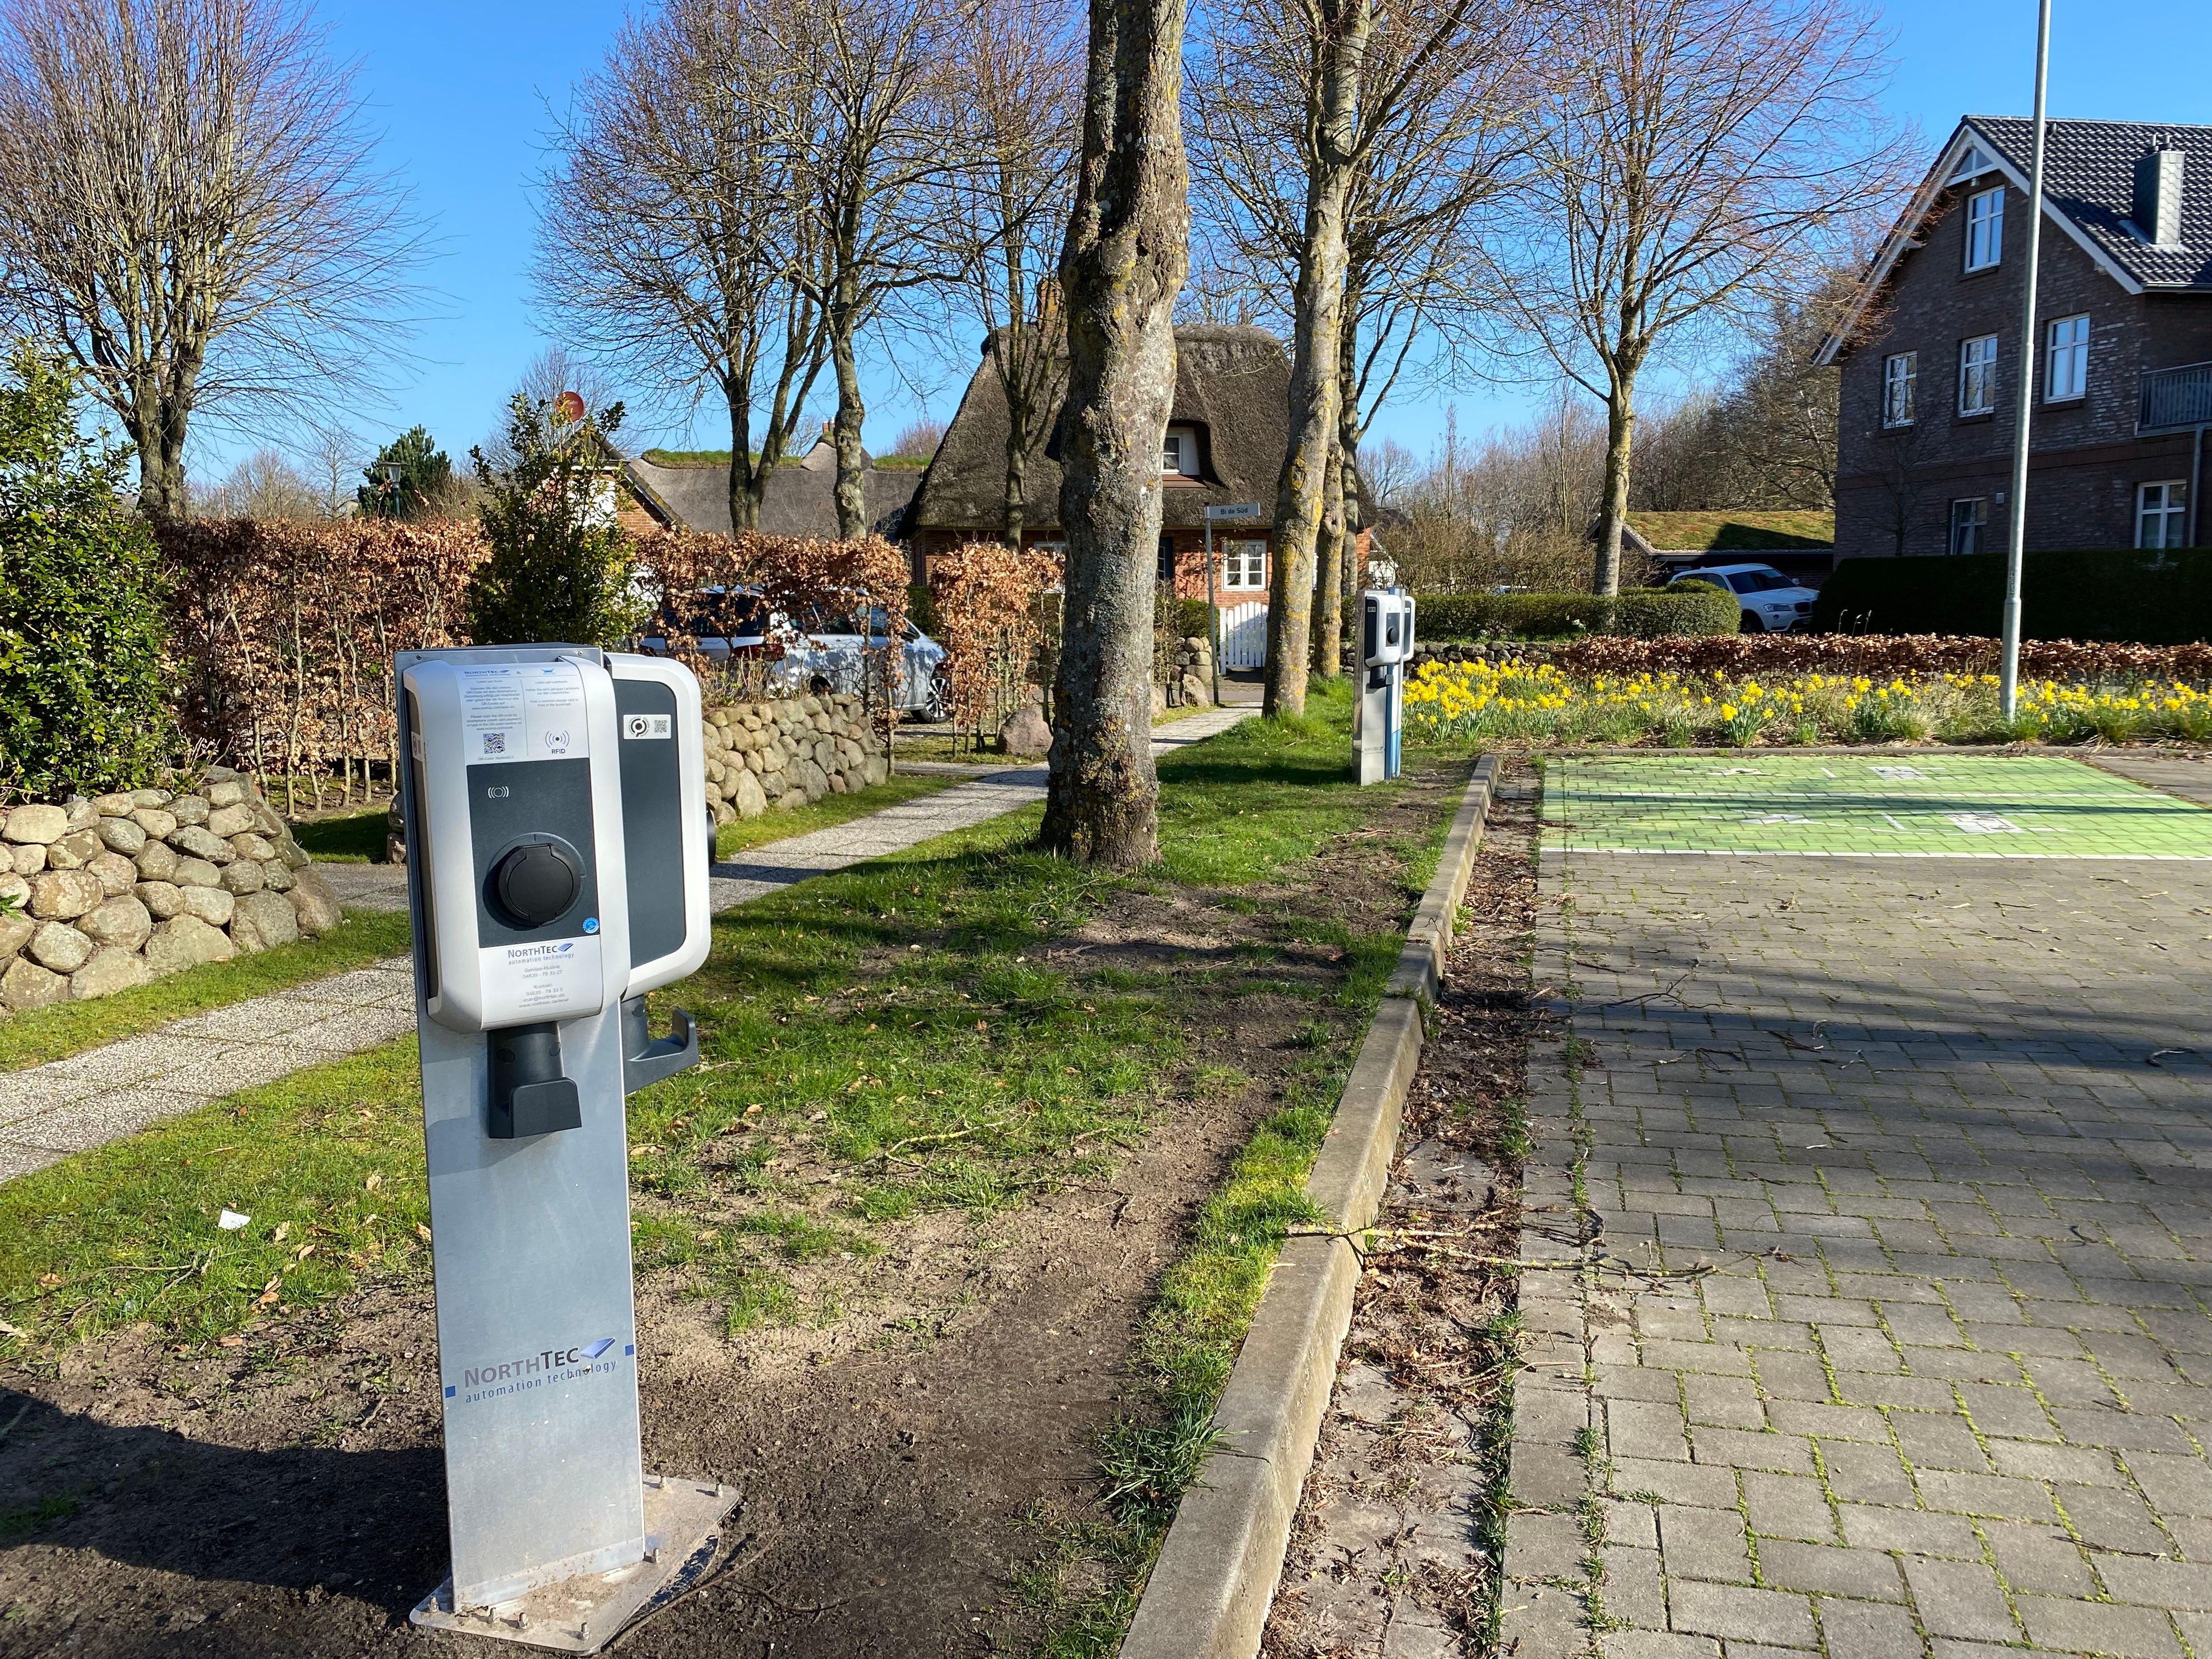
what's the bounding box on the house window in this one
[1950,498,1990,556]
[1161,427,1200,477]
[1882,352,1916,426]
[2138,481,2190,549]
[1959,334,1998,416]
[2044,315,2089,402]
[1156,535,1175,582]
[1220,540,1266,590]
[1964,185,2004,272]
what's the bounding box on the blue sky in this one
[192,0,2212,484]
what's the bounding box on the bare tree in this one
[307,424,362,519]
[0,0,421,520]
[190,447,319,519]
[924,0,1082,546]
[538,0,830,533]
[1188,0,1521,706]
[1482,0,1906,594]
[774,0,948,538]
[1039,0,1189,869]
[478,346,627,475]
[887,415,947,458]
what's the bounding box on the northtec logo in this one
[447,1338,625,1398]
[504,941,576,960]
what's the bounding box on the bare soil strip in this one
[1262,765,1545,1658]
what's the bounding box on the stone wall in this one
[702,692,890,822]
[0,769,342,1010]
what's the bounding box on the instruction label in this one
[456,662,593,766]
[479,935,602,1024]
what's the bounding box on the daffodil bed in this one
[1403,658,2212,749]
[1547,754,2212,858]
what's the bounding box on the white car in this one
[1667,563,1820,633]
[637,592,949,719]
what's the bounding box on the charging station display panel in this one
[607,654,711,997]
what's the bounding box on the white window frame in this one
[1882,352,1916,426]
[1949,498,1989,556]
[1161,427,1200,477]
[2045,315,2089,403]
[2137,481,2190,550]
[1959,334,1998,416]
[1219,539,1267,590]
[1964,186,2004,272]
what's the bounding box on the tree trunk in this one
[1002,425,1028,549]
[830,267,868,540]
[1335,319,1363,667]
[1593,383,1635,597]
[1262,0,1368,716]
[1313,424,1344,676]
[726,383,759,532]
[1039,0,1189,870]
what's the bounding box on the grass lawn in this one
[286,809,389,862]
[0,681,1457,1650]
[713,770,964,860]
[0,910,412,1073]
[890,700,1207,766]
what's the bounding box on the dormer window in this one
[1162,426,1201,477]
[1965,187,2004,272]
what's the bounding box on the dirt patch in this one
[0,770,1459,1659]
[1262,763,1547,1658]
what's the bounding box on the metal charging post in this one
[1357,589,1414,786]
[397,645,730,1655]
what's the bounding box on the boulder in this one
[129,807,178,840]
[129,788,172,809]
[827,772,848,793]
[168,794,211,826]
[171,855,223,889]
[801,760,829,802]
[1,956,67,1009]
[179,885,235,927]
[0,911,33,961]
[62,798,99,831]
[145,914,235,974]
[95,816,146,854]
[997,704,1052,758]
[167,825,235,864]
[1151,684,1168,719]
[45,829,103,870]
[92,792,136,817]
[0,873,27,911]
[228,832,276,861]
[203,778,248,809]
[89,853,138,896]
[278,834,312,870]
[78,895,153,951]
[218,859,267,896]
[205,804,255,838]
[229,889,300,952]
[136,880,186,920]
[772,786,804,812]
[287,866,342,935]
[732,769,768,820]
[812,738,838,774]
[10,843,44,876]
[862,755,889,788]
[27,868,102,920]
[72,946,151,1000]
[134,840,180,882]
[1179,674,1211,707]
[261,859,296,893]
[28,921,93,973]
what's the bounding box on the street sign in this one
[1205,502,1263,521]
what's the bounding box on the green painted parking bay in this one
[1545,754,2212,858]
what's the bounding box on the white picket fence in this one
[1217,601,1269,669]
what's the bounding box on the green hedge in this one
[1167,596,1215,640]
[1414,585,1741,642]
[1810,549,2212,642]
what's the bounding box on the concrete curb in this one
[1119,755,1498,1659]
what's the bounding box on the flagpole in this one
[2000,0,2053,723]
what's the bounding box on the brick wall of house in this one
[1836,174,2212,559]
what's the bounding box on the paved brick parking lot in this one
[1505,757,2212,1659]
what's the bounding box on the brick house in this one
[1820,118,2212,561]
[905,324,1368,597]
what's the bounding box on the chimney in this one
[2133,147,2186,247]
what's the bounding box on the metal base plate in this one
[410,1476,741,1654]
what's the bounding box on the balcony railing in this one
[2140,360,2212,433]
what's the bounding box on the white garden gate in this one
[1217,601,1269,669]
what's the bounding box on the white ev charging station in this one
[1357,590,1415,786]
[396,645,733,1653]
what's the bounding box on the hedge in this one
[1415,585,1741,641]
[1547,632,2212,682]
[1812,549,2212,642]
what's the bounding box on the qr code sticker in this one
[482,731,507,754]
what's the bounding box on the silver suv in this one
[1667,563,1819,633]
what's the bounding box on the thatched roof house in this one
[624,430,923,542]
[906,324,1296,599]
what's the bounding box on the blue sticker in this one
[582,917,600,935]
[624,1344,635,1357]
[444,1385,456,1398]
